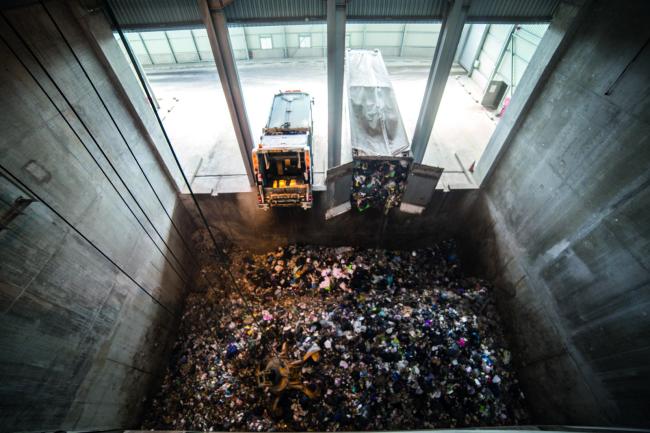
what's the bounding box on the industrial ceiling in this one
[107,0,560,29]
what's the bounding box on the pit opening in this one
[142,239,526,431]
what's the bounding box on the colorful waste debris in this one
[351,157,411,213]
[142,241,528,431]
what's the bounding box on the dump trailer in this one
[252,91,314,210]
[347,49,413,213]
[324,49,444,219]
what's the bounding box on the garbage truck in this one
[252,91,314,210]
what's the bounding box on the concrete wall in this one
[469,0,650,426]
[230,24,327,60]
[2,0,649,431]
[0,1,196,431]
[182,189,479,253]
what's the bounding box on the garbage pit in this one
[142,240,527,431]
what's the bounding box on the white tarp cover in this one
[346,49,411,156]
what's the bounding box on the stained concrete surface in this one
[465,0,650,427]
[0,2,195,432]
[145,58,497,193]
[181,188,479,253]
[2,1,648,432]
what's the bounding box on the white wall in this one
[122,22,442,65]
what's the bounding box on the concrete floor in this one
[146,58,498,193]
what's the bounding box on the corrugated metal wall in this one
[108,0,201,28]
[470,23,548,94]
[107,0,558,29]
[493,24,548,91]
[474,24,513,89]
[225,0,325,22]
[468,0,559,20]
[346,0,446,20]
[119,23,442,65]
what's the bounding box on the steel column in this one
[242,26,250,60]
[138,32,154,64]
[468,24,489,76]
[190,29,202,61]
[164,31,178,63]
[399,23,407,57]
[510,29,515,94]
[483,24,515,98]
[126,35,159,109]
[198,0,255,185]
[327,0,346,169]
[411,0,469,163]
[283,25,289,58]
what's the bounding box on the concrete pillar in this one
[327,0,346,169]
[198,0,255,185]
[411,0,468,163]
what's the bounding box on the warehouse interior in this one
[117,21,548,192]
[0,0,649,432]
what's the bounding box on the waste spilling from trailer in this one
[142,241,528,431]
[347,49,412,213]
[347,50,411,158]
[325,50,443,218]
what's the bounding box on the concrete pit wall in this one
[1,0,649,431]
[181,188,479,252]
[468,0,650,427]
[0,1,196,431]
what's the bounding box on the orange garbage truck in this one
[252,91,314,210]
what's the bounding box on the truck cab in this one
[252,91,314,210]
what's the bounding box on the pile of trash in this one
[142,242,528,431]
[351,158,410,213]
